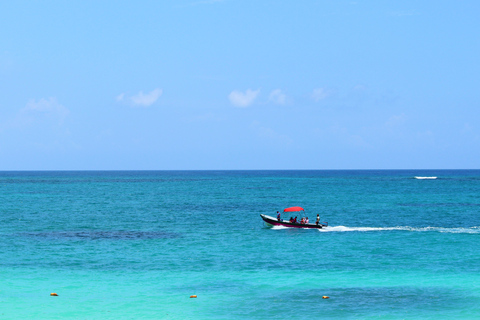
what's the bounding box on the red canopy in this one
[283,206,305,212]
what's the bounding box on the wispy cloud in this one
[177,0,225,8]
[116,88,163,107]
[0,97,70,134]
[312,88,331,102]
[323,125,371,148]
[228,89,260,107]
[131,88,163,106]
[196,0,224,4]
[0,97,78,155]
[251,121,293,146]
[0,51,14,71]
[389,10,420,17]
[22,97,69,124]
[187,0,224,6]
[269,89,287,105]
[353,84,367,91]
[384,113,406,129]
[116,93,125,102]
[461,123,480,142]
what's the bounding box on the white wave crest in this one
[414,176,437,179]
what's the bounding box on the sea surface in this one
[1,170,480,319]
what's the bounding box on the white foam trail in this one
[267,224,480,234]
[318,226,480,233]
[414,176,437,179]
[319,226,403,232]
[271,225,290,230]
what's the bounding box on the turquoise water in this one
[1,170,480,319]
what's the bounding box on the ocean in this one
[0,170,479,319]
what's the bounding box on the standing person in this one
[277,211,281,221]
[316,214,320,225]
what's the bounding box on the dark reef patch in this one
[18,230,181,240]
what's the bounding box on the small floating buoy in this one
[50,293,58,296]
[322,296,329,299]
[190,295,197,298]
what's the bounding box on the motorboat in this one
[260,206,327,229]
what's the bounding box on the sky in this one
[0,0,479,170]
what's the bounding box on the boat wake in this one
[268,224,480,234]
[270,225,292,230]
[414,176,437,180]
[318,226,480,234]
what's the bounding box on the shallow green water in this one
[1,170,479,319]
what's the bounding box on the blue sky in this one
[1,0,479,170]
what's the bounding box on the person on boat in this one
[316,214,320,225]
[305,217,309,224]
[277,211,281,221]
[289,217,294,222]
[300,217,304,224]
[293,216,297,223]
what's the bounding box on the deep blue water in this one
[1,170,479,319]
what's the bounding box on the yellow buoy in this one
[190,295,197,298]
[50,293,58,296]
[322,296,329,299]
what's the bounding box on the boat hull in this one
[260,214,326,229]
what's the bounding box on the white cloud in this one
[116,88,163,107]
[130,88,163,107]
[22,97,69,124]
[269,89,287,105]
[228,89,260,107]
[312,88,331,102]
